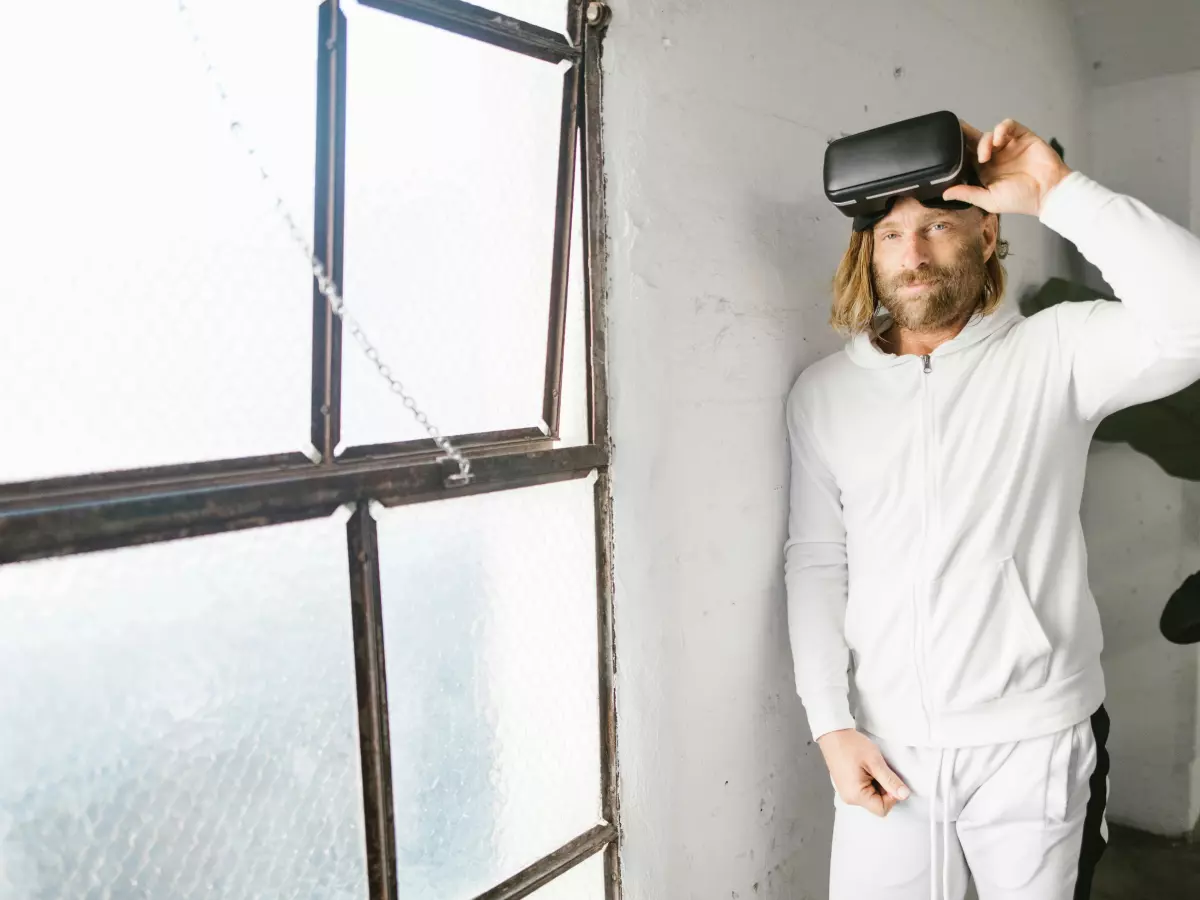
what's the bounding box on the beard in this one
[874,240,988,332]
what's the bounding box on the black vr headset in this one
[823,110,984,232]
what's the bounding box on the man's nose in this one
[898,233,932,271]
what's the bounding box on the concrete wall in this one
[601,1,1090,896]
[1082,71,1200,836]
[1082,449,1200,835]
[1069,0,1200,88]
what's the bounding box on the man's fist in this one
[817,728,910,818]
[942,118,1073,217]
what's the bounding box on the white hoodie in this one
[785,172,1200,748]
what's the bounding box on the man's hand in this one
[943,118,1073,217]
[817,728,910,818]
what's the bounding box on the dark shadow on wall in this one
[1020,278,1200,645]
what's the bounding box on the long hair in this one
[830,219,1010,336]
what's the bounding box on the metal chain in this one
[175,0,472,485]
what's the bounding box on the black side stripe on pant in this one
[1073,704,1111,900]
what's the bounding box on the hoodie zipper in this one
[915,354,935,739]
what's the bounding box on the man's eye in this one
[930,222,949,232]
[880,232,900,240]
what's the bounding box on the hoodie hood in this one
[845,303,1021,369]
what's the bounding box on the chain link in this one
[176,0,472,485]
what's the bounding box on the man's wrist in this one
[1037,163,1074,216]
[816,727,857,751]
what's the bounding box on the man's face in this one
[871,199,997,332]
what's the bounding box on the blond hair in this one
[830,221,1010,336]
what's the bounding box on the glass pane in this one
[375,478,602,899]
[479,1,571,34]
[0,0,317,484]
[340,5,565,448]
[0,517,367,900]
[530,852,606,900]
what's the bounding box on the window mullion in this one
[579,12,619,897]
[311,0,349,462]
[346,501,400,900]
[357,0,579,65]
[580,15,610,452]
[541,59,582,438]
[594,468,621,900]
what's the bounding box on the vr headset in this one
[823,110,984,232]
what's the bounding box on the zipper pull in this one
[922,354,932,374]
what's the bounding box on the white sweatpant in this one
[829,708,1110,900]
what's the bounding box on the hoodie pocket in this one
[844,573,921,710]
[926,556,1053,713]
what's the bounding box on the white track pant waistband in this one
[829,708,1110,900]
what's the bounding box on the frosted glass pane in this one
[0,0,317,483]
[376,478,602,899]
[0,518,367,900]
[340,5,565,447]
[530,853,605,900]
[479,1,571,34]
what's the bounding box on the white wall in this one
[1082,448,1200,835]
[1069,0,1200,88]
[601,2,1090,896]
[1086,72,1200,235]
[1082,70,1200,836]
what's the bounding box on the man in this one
[784,117,1200,899]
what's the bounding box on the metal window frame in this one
[347,502,400,900]
[358,0,581,65]
[0,2,618,898]
[321,0,586,450]
[541,1,586,438]
[312,0,348,461]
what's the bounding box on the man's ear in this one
[980,211,999,262]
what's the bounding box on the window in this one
[0,2,616,899]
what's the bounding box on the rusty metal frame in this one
[0,444,604,565]
[357,0,579,65]
[0,428,550,511]
[0,2,618,898]
[336,426,550,461]
[472,823,615,900]
[347,502,399,900]
[580,14,619,896]
[311,0,348,461]
[581,14,610,454]
[594,472,620,898]
[540,1,585,437]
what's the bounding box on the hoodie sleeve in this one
[784,383,855,741]
[1038,171,1200,421]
